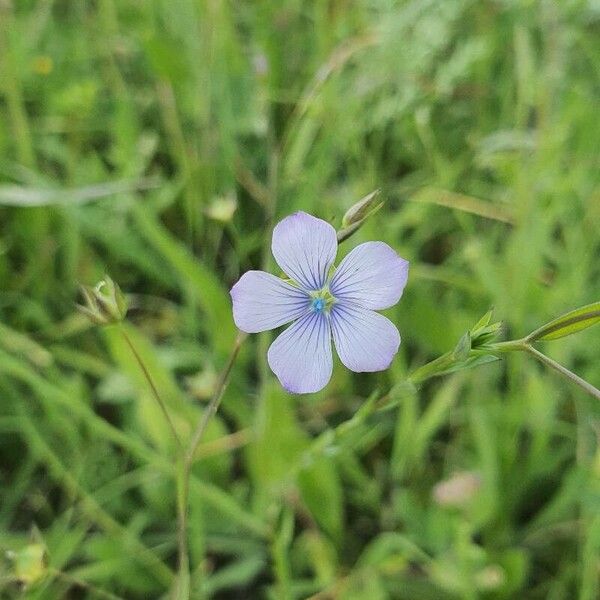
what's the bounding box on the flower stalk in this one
[119,326,183,452]
[522,344,600,402]
[174,331,247,599]
[407,351,456,386]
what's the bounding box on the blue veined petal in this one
[330,302,400,372]
[271,212,337,292]
[330,242,409,310]
[230,271,310,333]
[267,311,332,394]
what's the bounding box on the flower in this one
[230,212,409,393]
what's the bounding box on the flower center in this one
[312,298,326,312]
[310,288,335,314]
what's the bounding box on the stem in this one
[488,338,528,353]
[120,327,183,451]
[336,222,361,244]
[524,344,600,402]
[406,351,455,386]
[175,331,247,597]
[184,332,247,477]
[50,568,126,600]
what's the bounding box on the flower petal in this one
[272,212,337,292]
[330,242,409,310]
[267,311,333,394]
[231,271,310,333]
[331,303,400,372]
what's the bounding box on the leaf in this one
[246,384,306,502]
[452,331,471,361]
[409,187,513,223]
[472,309,494,331]
[247,384,344,543]
[439,353,500,376]
[357,532,431,568]
[526,301,600,342]
[299,457,343,543]
[0,179,158,206]
[203,556,266,597]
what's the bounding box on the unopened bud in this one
[8,543,48,587]
[205,194,237,223]
[342,189,382,228]
[470,310,502,349]
[77,276,128,326]
[475,565,505,590]
[337,190,384,243]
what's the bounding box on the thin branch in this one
[175,331,247,596]
[524,344,600,402]
[50,569,126,600]
[184,332,247,468]
[120,328,183,451]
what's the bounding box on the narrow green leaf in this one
[0,179,158,206]
[247,383,344,543]
[472,309,494,331]
[526,301,600,342]
[438,353,500,375]
[203,556,266,596]
[453,331,471,361]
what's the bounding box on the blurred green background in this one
[1,0,599,598]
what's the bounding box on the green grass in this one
[1,0,599,598]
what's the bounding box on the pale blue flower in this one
[230,212,409,393]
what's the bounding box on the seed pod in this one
[77,276,128,325]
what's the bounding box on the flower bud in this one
[205,194,237,223]
[341,189,382,228]
[470,310,502,349]
[77,276,128,326]
[337,190,383,243]
[7,542,48,587]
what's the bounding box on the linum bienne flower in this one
[230,212,409,393]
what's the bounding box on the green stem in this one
[406,351,455,386]
[50,568,126,600]
[406,335,600,404]
[120,327,183,451]
[491,338,600,402]
[175,331,247,598]
[336,222,361,244]
[488,338,528,353]
[524,344,600,402]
